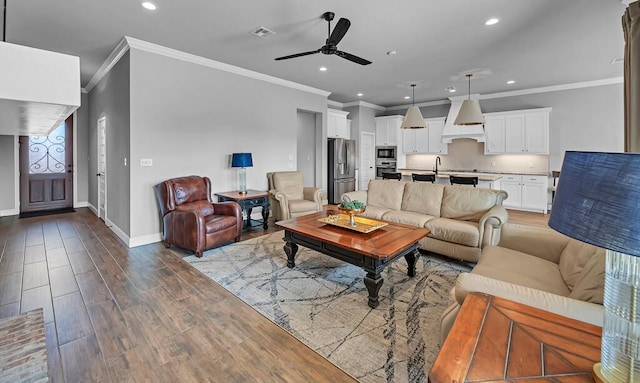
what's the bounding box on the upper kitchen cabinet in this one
[375,115,403,146]
[400,118,448,154]
[483,108,551,155]
[327,109,350,139]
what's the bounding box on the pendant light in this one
[454,74,485,126]
[401,84,426,129]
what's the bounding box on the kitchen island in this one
[398,169,503,190]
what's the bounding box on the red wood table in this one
[276,209,429,308]
[215,190,269,230]
[429,293,602,382]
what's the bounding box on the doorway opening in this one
[19,115,74,217]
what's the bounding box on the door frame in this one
[97,116,107,222]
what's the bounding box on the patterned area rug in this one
[184,232,471,383]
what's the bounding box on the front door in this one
[19,115,74,214]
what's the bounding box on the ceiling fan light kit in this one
[401,84,426,129]
[274,11,372,65]
[454,74,485,126]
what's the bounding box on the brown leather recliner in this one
[155,176,242,257]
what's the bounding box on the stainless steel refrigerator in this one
[328,138,356,204]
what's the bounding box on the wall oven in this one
[375,160,397,178]
[376,146,397,160]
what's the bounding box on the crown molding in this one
[84,36,331,97]
[385,99,450,111]
[478,77,624,100]
[342,100,386,111]
[327,100,344,109]
[125,37,331,97]
[84,37,130,92]
[621,0,637,5]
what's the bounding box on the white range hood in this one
[0,42,80,136]
[440,95,485,143]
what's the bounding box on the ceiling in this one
[2,0,628,107]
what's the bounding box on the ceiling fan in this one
[275,12,372,66]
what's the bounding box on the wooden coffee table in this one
[276,209,430,308]
[429,293,602,382]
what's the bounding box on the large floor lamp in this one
[548,151,640,383]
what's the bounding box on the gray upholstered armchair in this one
[266,171,324,221]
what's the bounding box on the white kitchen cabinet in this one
[375,116,403,146]
[425,118,448,154]
[327,109,350,139]
[401,118,448,154]
[483,108,551,155]
[500,174,547,213]
[402,128,428,153]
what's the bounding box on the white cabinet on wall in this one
[501,174,548,214]
[327,109,350,139]
[375,116,403,146]
[484,108,551,155]
[400,118,448,154]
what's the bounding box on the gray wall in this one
[297,111,316,186]
[76,92,90,203]
[0,136,15,212]
[128,48,328,239]
[88,51,131,234]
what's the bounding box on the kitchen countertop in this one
[398,168,548,177]
[398,169,503,181]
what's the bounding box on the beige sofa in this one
[341,180,509,262]
[440,223,605,341]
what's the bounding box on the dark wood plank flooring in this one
[0,208,355,382]
[0,207,548,382]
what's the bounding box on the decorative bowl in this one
[338,206,366,226]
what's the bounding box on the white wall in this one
[0,135,17,215]
[127,48,328,242]
[297,111,316,186]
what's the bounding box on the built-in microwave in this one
[376,146,397,160]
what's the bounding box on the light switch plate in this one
[140,158,153,167]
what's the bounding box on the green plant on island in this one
[339,200,366,210]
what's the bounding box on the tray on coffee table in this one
[318,214,388,233]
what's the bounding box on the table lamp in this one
[548,151,640,383]
[231,152,253,195]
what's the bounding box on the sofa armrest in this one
[478,205,508,248]
[303,187,324,207]
[454,273,604,327]
[498,224,570,264]
[341,190,368,204]
[166,209,206,249]
[213,201,242,219]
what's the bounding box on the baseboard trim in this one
[75,201,89,208]
[105,218,131,247]
[129,233,162,248]
[87,203,98,216]
[0,208,19,217]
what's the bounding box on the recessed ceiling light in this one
[357,93,363,97]
[446,87,456,93]
[141,2,157,10]
[404,96,411,100]
[506,80,516,84]
[387,51,397,56]
[319,67,327,72]
[485,18,500,26]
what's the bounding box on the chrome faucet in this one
[434,156,442,174]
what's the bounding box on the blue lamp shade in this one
[231,153,253,168]
[548,151,640,257]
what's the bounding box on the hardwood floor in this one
[0,207,549,382]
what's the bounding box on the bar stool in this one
[382,172,402,180]
[412,173,436,183]
[449,175,478,187]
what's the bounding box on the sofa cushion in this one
[401,183,444,217]
[205,215,238,233]
[559,239,604,290]
[358,205,392,220]
[440,186,499,221]
[568,253,605,304]
[425,218,480,247]
[272,172,304,200]
[288,199,318,214]
[474,246,571,297]
[366,180,407,211]
[381,210,436,227]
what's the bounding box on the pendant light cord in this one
[3,0,6,42]
[411,84,416,105]
[466,74,472,100]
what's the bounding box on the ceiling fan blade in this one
[336,50,372,65]
[275,49,321,61]
[327,18,350,46]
